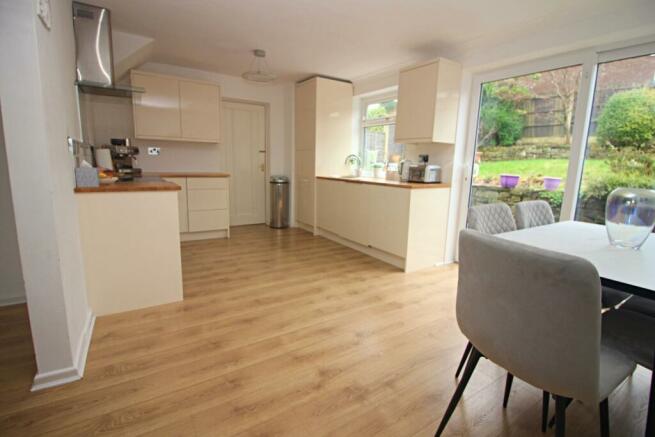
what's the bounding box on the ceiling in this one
[98,0,655,82]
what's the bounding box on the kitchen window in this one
[361,96,404,170]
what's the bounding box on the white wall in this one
[0,0,93,389]
[0,107,25,306]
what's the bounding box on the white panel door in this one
[223,101,266,226]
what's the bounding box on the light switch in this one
[37,0,52,30]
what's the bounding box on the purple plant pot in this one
[543,177,561,191]
[500,174,520,189]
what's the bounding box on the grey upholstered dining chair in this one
[514,200,555,229]
[457,202,517,409]
[466,202,517,234]
[435,230,636,437]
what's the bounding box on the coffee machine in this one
[109,138,142,181]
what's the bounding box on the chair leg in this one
[541,391,549,432]
[554,395,571,437]
[435,346,483,437]
[503,373,514,408]
[455,341,472,378]
[549,396,572,428]
[599,398,609,437]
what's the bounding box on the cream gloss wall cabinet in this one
[294,76,353,232]
[131,70,222,143]
[395,58,462,144]
[316,178,451,272]
[163,176,230,241]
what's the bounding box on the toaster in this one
[407,164,441,183]
[423,164,442,183]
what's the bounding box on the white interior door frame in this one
[222,98,271,224]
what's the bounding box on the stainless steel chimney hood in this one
[72,2,143,97]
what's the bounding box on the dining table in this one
[499,220,654,436]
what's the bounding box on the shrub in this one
[606,147,655,177]
[481,103,524,146]
[538,190,563,209]
[581,173,655,201]
[596,88,655,149]
[478,82,526,147]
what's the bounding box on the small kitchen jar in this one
[372,163,385,179]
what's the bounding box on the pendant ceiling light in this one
[242,49,276,83]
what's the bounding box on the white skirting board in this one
[294,221,316,235]
[0,295,26,307]
[31,310,96,391]
[180,229,229,242]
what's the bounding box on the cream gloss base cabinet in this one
[316,178,450,272]
[131,71,222,143]
[316,180,368,247]
[165,177,189,232]
[395,58,462,144]
[163,177,230,241]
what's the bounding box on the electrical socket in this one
[147,147,161,156]
[37,0,52,30]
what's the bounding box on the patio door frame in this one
[455,39,655,249]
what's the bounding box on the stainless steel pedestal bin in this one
[269,175,290,228]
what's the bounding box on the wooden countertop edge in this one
[75,181,181,193]
[144,172,231,178]
[316,176,450,189]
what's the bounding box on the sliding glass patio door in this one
[575,51,655,224]
[460,42,655,234]
[467,65,584,220]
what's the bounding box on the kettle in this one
[399,159,413,182]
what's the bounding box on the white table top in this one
[499,221,654,297]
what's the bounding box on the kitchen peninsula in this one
[75,178,183,316]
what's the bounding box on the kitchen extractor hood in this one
[72,2,143,97]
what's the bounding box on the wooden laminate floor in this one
[0,225,651,436]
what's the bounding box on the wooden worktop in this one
[74,177,181,193]
[316,176,450,189]
[144,172,230,178]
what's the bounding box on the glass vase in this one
[605,188,655,249]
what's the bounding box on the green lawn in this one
[476,159,609,185]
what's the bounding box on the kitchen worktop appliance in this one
[403,154,442,183]
[108,138,141,181]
